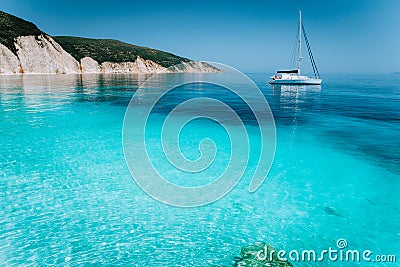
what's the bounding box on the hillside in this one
[0,10,219,74]
[54,36,191,68]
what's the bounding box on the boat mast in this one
[298,9,302,74]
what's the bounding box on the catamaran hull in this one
[268,78,322,85]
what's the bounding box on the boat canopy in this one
[277,69,299,74]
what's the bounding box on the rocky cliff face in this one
[0,33,219,75]
[80,57,100,73]
[15,34,80,74]
[100,56,167,74]
[0,43,20,74]
[170,61,220,73]
[99,56,218,74]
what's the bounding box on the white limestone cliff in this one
[0,34,220,75]
[0,43,21,74]
[98,56,219,74]
[169,61,220,73]
[100,56,168,73]
[15,34,80,74]
[80,57,100,73]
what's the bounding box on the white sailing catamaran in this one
[269,10,322,85]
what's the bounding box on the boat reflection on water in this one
[270,84,322,128]
[271,84,321,99]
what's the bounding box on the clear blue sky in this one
[1,0,399,73]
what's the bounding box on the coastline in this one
[0,67,222,76]
[0,30,220,75]
[0,36,220,75]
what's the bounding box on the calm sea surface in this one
[1,73,399,266]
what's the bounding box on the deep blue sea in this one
[1,73,399,266]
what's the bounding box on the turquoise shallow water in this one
[0,73,399,266]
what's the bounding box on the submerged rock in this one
[213,242,293,267]
[324,206,344,218]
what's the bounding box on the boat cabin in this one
[273,69,299,79]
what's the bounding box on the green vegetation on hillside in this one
[0,11,44,55]
[0,10,196,68]
[54,36,191,67]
